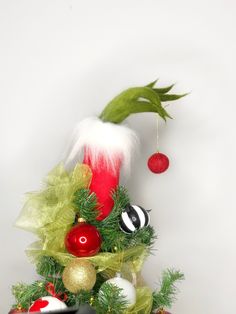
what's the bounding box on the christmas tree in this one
[9,81,185,314]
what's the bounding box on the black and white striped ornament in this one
[119,204,150,234]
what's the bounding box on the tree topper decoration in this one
[66,80,185,220]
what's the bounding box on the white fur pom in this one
[66,117,139,174]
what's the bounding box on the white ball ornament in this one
[101,275,136,307]
[28,296,67,313]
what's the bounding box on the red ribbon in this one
[45,282,68,302]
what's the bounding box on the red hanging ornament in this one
[156,311,171,314]
[65,220,102,257]
[148,152,169,174]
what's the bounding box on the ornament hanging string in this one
[148,114,170,174]
[45,282,68,302]
[156,114,159,151]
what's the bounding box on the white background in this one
[0,0,236,313]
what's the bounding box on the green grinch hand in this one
[99,80,187,124]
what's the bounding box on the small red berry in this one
[147,152,169,174]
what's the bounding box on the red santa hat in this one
[66,117,138,220]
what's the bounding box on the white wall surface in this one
[0,0,236,313]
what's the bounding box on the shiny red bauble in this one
[65,222,102,257]
[147,152,169,174]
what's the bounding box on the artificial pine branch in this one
[93,187,129,252]
[152,269,184,311]
[98,187,156,251]
[36,256,64,278]
[12,281,48,309]
[99,186,130,229]
[124,225,157,249]
[92,272,108,293]
[94,283,128,314]
[12,261,67,310]
[66,289,93,307]
[72,186,156,252]
[73,189,98,223]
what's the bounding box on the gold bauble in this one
[62,259,96,293]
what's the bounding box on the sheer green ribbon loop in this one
[15,162,154,312]
[26,245,148,274]
[26,244,153,311]
[125,287,153,314]
[15,163,92,252]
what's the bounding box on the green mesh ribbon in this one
[125,287,153,314]
[15,163,92,252]
[26,244,153,313]
[15,162,154,312]
[26,244,148,274]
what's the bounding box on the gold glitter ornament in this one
[62,259,96,293]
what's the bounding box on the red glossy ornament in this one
[65,222,102,257]
[147,152,169,174]
[156,311,171,314]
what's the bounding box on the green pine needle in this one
[11,186,183,311]
[99,186,130,228]
[73,188,99,223]
[12,281,48,309]
[36,256,64,278]
[72,186,157,252]
[126,225,157,248]
[66,289,93,307]
[95,283,128,314]
[13,257,68,309]
[152,269,184,311]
